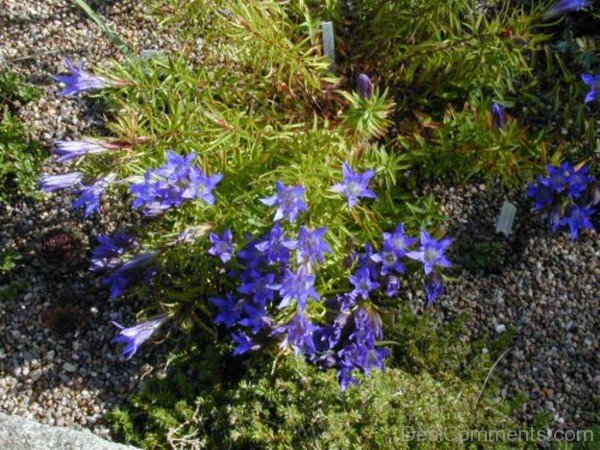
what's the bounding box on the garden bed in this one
[0,0,598,448]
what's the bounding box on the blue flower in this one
[582,74,600,103]
[370,240,406,276]
[154,150,196,184]
[491,103,507,130]
[238,303,273,333]
[337,308,389,390]
[208,229,235,263]
[526,179,555,211]
[271,267,320,310]
[53,140,120,163]
[330,163,377,208]
[90,232,137,272]
[39,172,83,192]
[545,0,589,19]
[260,181,308,223]
[112,315,168,359]
[349,267,381,300]
[129,152,222,216]
[557,205,595,239]
[277,313,317,356]
[55,58,111,96]
[385,275,401,297]
[255,224,297,265]
[187,167,222,205]
[236,237,267,270]
[356,73,374,100]
[543,162,575,193]
[238,273,277,304]
[210,294,242,328]
[407,231,452,275]
[567,164,595,198]
[425,274,445,304]
[129,170,168,215]
[297,227,331,265]
[384,224,417,257]
[72,174,115,217]
[103,251,157,298]
[231,331,258,355]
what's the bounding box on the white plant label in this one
[321,21,335,67]
[495,201,517,236]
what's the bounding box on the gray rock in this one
[0,412,138,450]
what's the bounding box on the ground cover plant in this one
[29,0,600,447]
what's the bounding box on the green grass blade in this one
[71,0,132,56]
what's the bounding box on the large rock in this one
[0,413,138,450]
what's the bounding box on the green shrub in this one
[0,70,44,201]
[346,0,547,103]
[111,353,516,450]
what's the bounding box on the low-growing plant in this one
[110,313,520,449]
[0,70,44,201]
[41,0,457,388]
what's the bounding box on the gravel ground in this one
[0,0,598,442]
[428,182,599,431]
[0,0,175,440]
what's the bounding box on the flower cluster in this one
[209,176,452,389]
[130,150,222,216]
[90,232,157,298]
[526,162,598,239]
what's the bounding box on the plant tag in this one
[321,21,335,67]
[140,49,160,59]
[495,201,517,236]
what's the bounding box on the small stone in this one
[62,363,78,373]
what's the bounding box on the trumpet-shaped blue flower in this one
[557,205,595,239]
[72,174,115,217]
[231,331,258,355]
[103,251,157,298]
[544,162,575,193]
[407,231,452,275]
[90,232,137,272]
[154,150,196,184]
[371,241,406,276]
[55,58,111,96]
[568,164,595,198]
[384,223,417,257]
[271,267,319,310]
[278,313,317,356]
[582,74,600,104]
[526,179,555,211]
[356,74,374,100]
[297,227,331,265]
[255,224,296,265]
[349,267,381,300]
[112,315,168,359]
[211,294,242,329]
[545,0,589,19]
[238,273,276,304]
[238,303,273,333]
[425,274,445,304]
[39,172,83,192]
[187,167,222,205]
[208,229,235,263]
[491,103,507,129]
[260,181,307,223]
[330,163,377,208]
[53,140,119,163]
